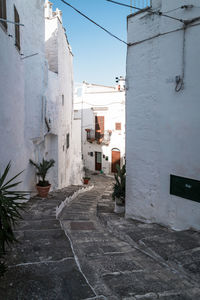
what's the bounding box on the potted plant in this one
[112,164,126,213]
[0,162,28,276]
[29,158,55,198]
[83,177,90,184]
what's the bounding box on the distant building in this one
[0,0,82,195]
[74,79,125,175]
[126,0,200,230]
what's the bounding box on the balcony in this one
[85,129,112,145]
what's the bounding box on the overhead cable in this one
[0,18,24,26]
[106,0,185,23]
[163,5,194,14]
[60,0,128,45]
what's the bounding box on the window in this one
[115,122,121,130]
[95,116,104,140]
[14,6,20,51]
[62,95,64,106]
[66,133,70,149]
[0,0,7,31]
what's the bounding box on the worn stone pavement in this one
[0,174,200,299]
[59,175,200,300]
[0,185,95,300]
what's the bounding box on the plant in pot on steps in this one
[29,158,55,198]
[112,164,126,214]
[83,177,90,184]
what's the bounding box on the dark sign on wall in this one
[170,175,200,203]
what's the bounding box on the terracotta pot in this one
[36,184,51,198]
[114,202,125,214]
[83,178,89,184]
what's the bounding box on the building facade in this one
[0,0,82,194]
[126,0,200,230]
[74,79,125,175]
[44,1,83,188]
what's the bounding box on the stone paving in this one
[0,185,95,300]
[59,175,200,300]
[0,174,200,299]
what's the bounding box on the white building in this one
[44,1,82,188]
[0,0,46,192]
[0,0,82,194]
[126,0,200,230]
[74,79,125,175]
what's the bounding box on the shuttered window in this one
[95,116,104,140]
[115,122,121,130]
[0,0,7,31]
[14,6,20,51]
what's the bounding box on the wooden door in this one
[95,152,102,171]
[112,150,120,173]
[95,116,104,140]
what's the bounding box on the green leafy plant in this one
[0,162,27,276]
[112,164,126,206]
[29,158,55,187]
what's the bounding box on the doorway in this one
[95,151,102,171]
[112,149,120,173]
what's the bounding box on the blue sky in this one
[52,0,131,86]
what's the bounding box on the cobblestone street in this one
[0,174,200,299]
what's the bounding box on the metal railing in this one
[85,129,112,145]
[131,0,152,13]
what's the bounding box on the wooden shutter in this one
[112,150,120,173]
[95,116,104,140]
[0,0,7,30]
[115,122,121,130]
[14,6,20,51]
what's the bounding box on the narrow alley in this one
[1,175,200,299]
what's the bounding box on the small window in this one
[115,123,121,130]
[14,6,20,51]
[0,0,7,31]
[62,95,64,106]
[66,133,70,149]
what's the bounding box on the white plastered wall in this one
[126,0,200,230]
[0,0,46,193]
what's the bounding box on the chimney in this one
[44,0,53,19]
[56,8,62,23]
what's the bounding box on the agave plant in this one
[0,162,27,276]
[112,164,126,206]
[29,158,55,187]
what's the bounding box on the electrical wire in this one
[128,21,200,47]
[106,0,185,23]
[60,0,128,45]
[162,7,183,14]
[175,27,186,92]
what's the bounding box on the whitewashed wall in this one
[0,0,81,194]
[74,82,125,175]
[126,0,200,230]
[71,118,84,184]
[0,0,45,192]
[45,1,82,189]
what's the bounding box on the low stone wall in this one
[56,185,94,218]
